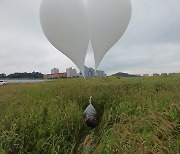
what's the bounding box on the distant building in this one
[153,73,160,76]
[84,66,89,77]
[143,74,149,77]
[88,68,95,77]
[96,70,105,77]
[72,69,77,77]
[51,68,59,74]
[43,68,67,79]
[54,73,67,78]
[66,67,77,78]
[43,74,55,79]
[84,66,95,77]
[84,66,106,77]
[43,72,67,79]
[161,73,168,76]
[66,68,71,77]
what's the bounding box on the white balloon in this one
[40,0,89,74]
[87,0,132,69]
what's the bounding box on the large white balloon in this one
[87,0,132,69]
[40,0,89,74]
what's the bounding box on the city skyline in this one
[1,66,179,77]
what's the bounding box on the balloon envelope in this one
[40,0,89,73]
[87,0,132,69]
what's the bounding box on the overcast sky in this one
[0,0,180,75]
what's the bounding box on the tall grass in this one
[0,76,179,153]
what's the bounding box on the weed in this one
[0,76,179,153]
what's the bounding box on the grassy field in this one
[0,76,179,154]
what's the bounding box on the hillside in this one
[111,72,140,77]
[0,76,179,153]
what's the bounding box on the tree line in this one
[0,72,43,79]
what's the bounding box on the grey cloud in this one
[101,42,180,75]
[120,0,180,47]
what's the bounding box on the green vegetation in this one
[0,76,179,153]
[1,72,43,79]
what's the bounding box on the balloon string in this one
[89,96,92,104]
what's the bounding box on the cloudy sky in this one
[0,0,180,75]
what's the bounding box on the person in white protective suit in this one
[84,96,98,128]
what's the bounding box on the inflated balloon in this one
[40,0,89,74]
[40,0,131,72]
[87,0,132,69]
